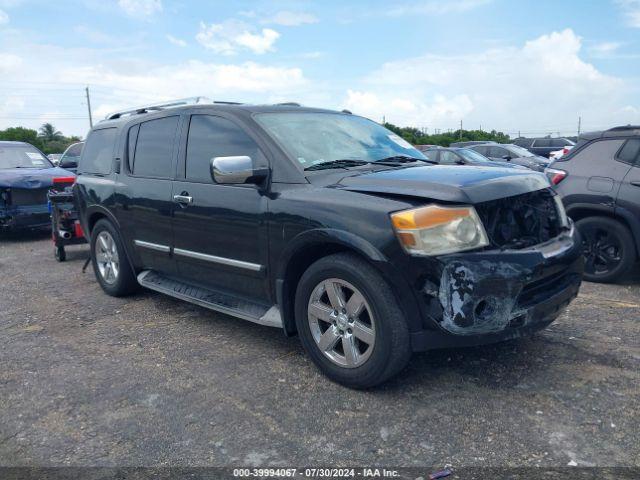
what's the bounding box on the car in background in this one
[48,153,63,165]
[58,141,84,173]
[547,125,640,282]
[550,145,574,161]
[449,140,497,148]
[514,137,576,158]
[469,143,551,171]
[0,141,74,231]
[421,146,527,169]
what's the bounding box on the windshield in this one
[255,112,427,168]
[507,145,535,158]
[457,148,493,163]
[0,145,52,169]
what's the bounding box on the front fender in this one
[275,228,424,334]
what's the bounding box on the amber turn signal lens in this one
[391,205,471,230]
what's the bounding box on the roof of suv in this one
[579,125,640,141]
[96,102,347,129]
[0,141,31,147]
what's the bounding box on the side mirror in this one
[59,159,78,169]
[210,156,269,185]
[501,155,512,161]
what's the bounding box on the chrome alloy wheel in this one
[307,278,376,368]
[95,231,120,284]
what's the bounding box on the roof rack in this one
[275,102,300,107]
[105,96,213,120]
[606,125,640,132]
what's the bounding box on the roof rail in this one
[105,96,213,120]
[606,125,640,132]
[275,102,300,107]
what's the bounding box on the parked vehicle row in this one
[514,136,576,158]
[73,98,583,388]
[468,143,550,171]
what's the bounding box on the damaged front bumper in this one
[411,225,583,351]
[0,204,51,230]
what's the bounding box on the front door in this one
[116,115,181,275]
[616,138,640,222]
[171,113,270,303]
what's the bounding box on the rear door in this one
[171,113,270,303]
[616,138,640,221]
[116,115,181,275]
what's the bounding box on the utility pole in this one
[85,86,93,128]
[577,116,581,137]
[382,115,385,125]
[460,120,463,139]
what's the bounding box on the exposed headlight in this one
[391,205,489,256]
[552,194,569,228]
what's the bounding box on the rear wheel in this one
[90,219,139,296]
[295,253,411,388]
[54,245,66,262]
[576,216,636,283]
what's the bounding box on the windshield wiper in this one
[374,155,437,165]
[304,159,370,171]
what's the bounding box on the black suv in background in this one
[515,137,576,158]
[548,126,640,282]
[469,143,550,171]
[75,99,583,387]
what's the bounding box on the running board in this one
[137,270,283,328]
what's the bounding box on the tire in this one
[54,246,66,262]
[576,216,636,283]
[90,219,139,296]
[295,253,411,388]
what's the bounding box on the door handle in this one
[631,181,640,187]
[173,194,193,205]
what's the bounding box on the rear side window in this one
[533,139,551,148]
[616,139,640,165]
[566,139,626,164]
[551,138,568,148]
[185,115,263,183]
[439,151,460,165]
[79,128,116,174]
[131,116,179,178]
[472,146,487,155]
[488,146,508,157]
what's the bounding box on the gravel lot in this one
[1,231,639,470]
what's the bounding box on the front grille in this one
[475,189,562,249]
[9,188,49,206]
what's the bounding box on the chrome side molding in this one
[134,240,171,253]
[173,248,263,272]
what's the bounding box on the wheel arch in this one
[566,203,640,256]
[275,229,422,336]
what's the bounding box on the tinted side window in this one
[472,146,487,155]
[569,139,626,165]
[551,138,568,148]
[489,146,507,157]
[185,115,263,183]
[616,139,640,165]
[79,128,116,174]
[439,151,459,165]
[534,139,551,148]
[132,116,179,178]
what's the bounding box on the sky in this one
[0,0,639,139]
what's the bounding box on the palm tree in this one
[38,123,63,143]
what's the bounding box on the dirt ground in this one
[1,231,639,470]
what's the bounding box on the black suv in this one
[548,126,640,282]
[514,137,576,158]
[75,100,583,387]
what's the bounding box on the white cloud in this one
[343,29,638,134]
[118,0,162,18]
[262,11,318,26]
[386,0,492,16]
[588,41,623,57]
[0,52,21,72]
[196,20,280,55]
[166,34,187,47]
[0,9,8,24]
[616,0,640,27]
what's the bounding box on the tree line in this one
[384,123,511,146]
[0,124,81,155]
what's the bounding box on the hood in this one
[0,167,75,189]
[334,164,550,204]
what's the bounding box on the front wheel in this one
[576,216,636,283]
[295,253,411,388]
